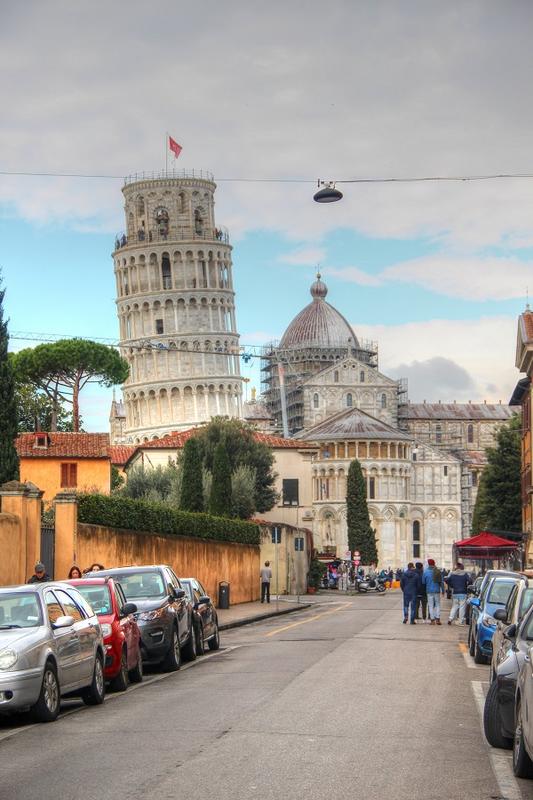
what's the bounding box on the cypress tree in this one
[209,441,232,516]
[472,415,521,533]
[0,276,19,484]
[179,438,204,512]
[346,459,377,565]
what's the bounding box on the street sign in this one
[344,550,351,561]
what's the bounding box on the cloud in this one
[2,2,533,249]
[328,266,382,287]
[279,247,326,266]
[355,316,519,403]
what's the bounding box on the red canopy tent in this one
[453,531,523,570]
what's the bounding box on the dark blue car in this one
[469,573,524,664]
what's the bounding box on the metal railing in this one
[114,227,229,250]
[124,169,214,185]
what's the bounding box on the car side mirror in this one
[494,608,508,622]
[467,585,475,594]
[198,595,211,605]
[173,588,185,599]
[121,602,137,617]
[53,615,75,629]
[470,598,480,608]
[504,623,517,640]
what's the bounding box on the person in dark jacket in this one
[414,562,427,622]
[27,562,50,584]
[400,563,421,624]
[445,562,471,625]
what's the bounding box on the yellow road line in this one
[266,602,352,637]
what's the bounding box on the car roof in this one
[67,578,111,586]
[0,582,80,593]
[86,565,170,576]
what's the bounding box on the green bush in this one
[77,492,260,546]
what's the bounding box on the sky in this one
[1,1,533,430]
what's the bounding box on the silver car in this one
[0,583,105,722]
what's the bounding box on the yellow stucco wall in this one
[19,458,111,504]
[0,513,24,586]
[76,523,260,605]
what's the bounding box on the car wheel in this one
[474,638,487,665]
[111,648,129,692]
[513,700,533,777]
[208,623,220,651]
[129,648,143,684]
[161,627,181,672]
[182,625,197,662]
[483,680,513,749]
[30,661,60,723]
[196,624,205,656]
[469,625,475,657]
[82,654,105,706]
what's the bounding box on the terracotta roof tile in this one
[16,432,110,459]
[108,445,136,466]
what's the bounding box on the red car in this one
[67,577,143,691]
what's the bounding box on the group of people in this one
[400,560,471,625]
[27,561,106,583]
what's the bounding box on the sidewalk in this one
[217,594,318,630]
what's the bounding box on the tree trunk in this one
[72,378,80,432]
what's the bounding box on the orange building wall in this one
[19,458,111,504]
[76,523,260,605]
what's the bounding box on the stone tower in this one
[113,169,243,442]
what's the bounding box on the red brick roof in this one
[16,432,110,459]
[108,445,137,466]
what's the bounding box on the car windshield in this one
[487,580,516,605]
[0,592,43,628]
[75,585,112,616]
[113,571,166,600]
[519,588,533,619]
[180,582,193,601]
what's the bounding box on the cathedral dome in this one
[279,275,359,350]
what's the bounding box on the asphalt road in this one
[0,592,529,800]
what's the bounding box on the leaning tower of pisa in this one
[113,169,243,443]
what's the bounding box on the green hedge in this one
[77,493,260,546]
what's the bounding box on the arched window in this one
[194,209,203,235]
[435,424,442,444]
[381,393,387,408]
[360,371,365,383]
[467,424,474,444]
[161,254,171,289]
[346,393,353,407]
[334,370,339,383]
[136,196,145,216]
[413,520,421,542]
[313,393,319,409]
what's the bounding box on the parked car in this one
[0,583,105,722]
[87,566,195,670]
[513,616,533,777]
[180,577,220,654]
[483,579,533,748]
[67,577,143,691]
[465,576,483,625]
[468,572,526,664]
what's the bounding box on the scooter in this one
[356,575,387,593]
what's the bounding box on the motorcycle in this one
[356,575,387,593]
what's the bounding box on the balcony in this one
[124,169,214,185]
[114,227,229,250]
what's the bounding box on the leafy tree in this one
[346,459,378,565]
[179,438,204,512]
[209,442,232,516]
[196,418,278,514]
[471,415,521,533]
[121,463,180,504]
[15,383,75,432]
[111,465,125,493]
[0,275,19,484]
[12,339,129,432]
[231,465,257,519]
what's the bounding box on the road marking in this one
[0,645,241,746]
[470,680,522,800]
[458,642,478,669]
[265,603,352,637]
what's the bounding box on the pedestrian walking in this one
[423,558,444,625]
[414,561,427,622]
[445,562,470,625]
[400,562,421,624]
[27,562,50,584]
[260,560,272,603]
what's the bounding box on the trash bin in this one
[218,581,230,609]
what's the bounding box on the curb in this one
[219,602,312,631]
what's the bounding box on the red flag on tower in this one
[168,136,182,159]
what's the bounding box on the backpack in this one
[433,566,442,584]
